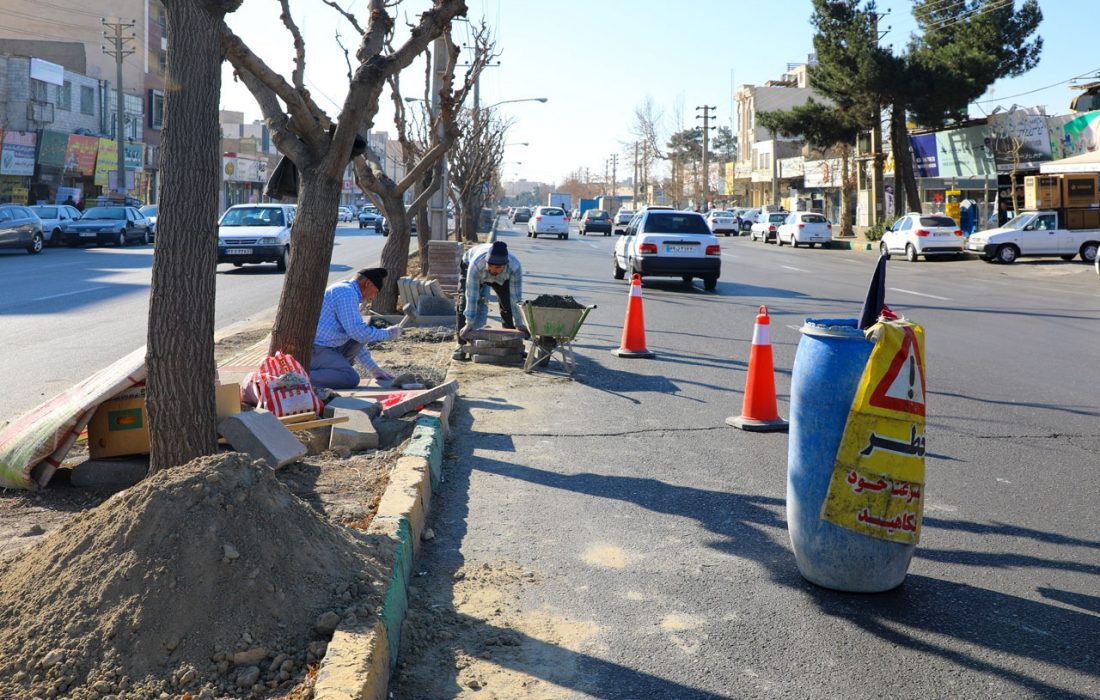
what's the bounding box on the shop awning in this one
[1040,150,1100,174]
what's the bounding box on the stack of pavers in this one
[466,328,526,366]
[426,240,462,295]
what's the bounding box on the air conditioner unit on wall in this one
[28,101,55,124]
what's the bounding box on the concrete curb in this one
[831,238,876,251]
[314,390,454,700]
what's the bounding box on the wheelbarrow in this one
[519,301,597,375]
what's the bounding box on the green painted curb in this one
[373,514,414,664]
[405,416,445,488]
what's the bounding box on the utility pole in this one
[632,142,639,206]
[609,153,619,203]
[696,105,716,210]
[102,17,136,197]
[642,141,649,205]
[869,9,890,225]
[604,159,611,197]
[429,36,448,240]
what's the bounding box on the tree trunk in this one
[373,200,411,314]
[267,171,343,368]
[146,0,225,474]
[839,143,854,237]
[461,196,478,243]
[891,102,922,214]
[415,202,431,275]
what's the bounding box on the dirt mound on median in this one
[0,452,390,699]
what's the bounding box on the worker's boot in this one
[451,344,470,361]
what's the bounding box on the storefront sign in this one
[94,139,118,187]
[30,58,64,86]
[124,143,144,170]
[909,134,940,177]
[0,131,38,176]
[1051,110,1100,160]
[987,107,1051,172]
[65,135,99,175]
[804,158,844,189]
[37,131,69,168]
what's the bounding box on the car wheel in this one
[979,255,993,262]
[905,243,918,262]
[681,275,693,286]
[995,244,1019,264]
[27,232,44,255]
[142,229,150,245]
[50,228,63,247]
[116,231,127,247]
[880,242,891,260]
[1080,241,1098,263]
[233,263,244,267]
[703,275,718,291]
[613,257,626,280]
[563,234,569,240]
[276,246,289,272]
[1060,254,1076,261]
[777,236,784,246]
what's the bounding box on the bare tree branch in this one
[335,30,354,82]
[321,0,365,34]
[277,0,307,92]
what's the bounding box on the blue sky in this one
[220,0,1095,185]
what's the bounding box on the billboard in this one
[987,107,1051,172]
[0,131,38,176]
[94,138,118,187]
[65,135,99,176]
[909,133,939,177]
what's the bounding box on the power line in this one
[927,0,1012,30]
[974,67,1100,105]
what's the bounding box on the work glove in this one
[386,325,402,340]
[458,323,474,342]
[372,368,394,382]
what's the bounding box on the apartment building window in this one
[59,81,72,111]
[149,89,165,130]
[31,79,48,102]
[80,85,94,115]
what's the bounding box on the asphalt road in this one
[393,219,1100,698]
[0,223,394,421]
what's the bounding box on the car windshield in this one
[82,207,127,220]
[588,211,609,219]
[802,214,827,223]
[31,206,58,218]
[220,207,286,227]
[1001,213,1036,231]
[920,216,955,227]
[643,213,709,234]
[139,205,157,217]
[543,208,565,216]
[769,214,788,223]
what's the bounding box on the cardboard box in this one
[1062,173,1099,208]
[1023,176,1061,209]
[1065,208,1100,230]
[88,383,242,459]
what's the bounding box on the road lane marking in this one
[889,287,951,301]
[589,243,600,249]
[33,286,110,301]
[781,265,808,272]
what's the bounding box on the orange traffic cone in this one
[612,273,655,358]
[727,305,788,432]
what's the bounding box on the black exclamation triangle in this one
[907,354,916,400]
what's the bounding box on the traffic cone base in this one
[612,347,655,359]
[613,273,654,358]
[725,414,789,432]
[728,305,788,432]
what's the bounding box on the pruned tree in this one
[218,0,470,367]
[450,107,511,242]
[145,0,241,474]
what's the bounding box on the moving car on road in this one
[750,212,788,243]
[705,210,738,236]
[30,204,82,246]
[776,212,833,248]
[358,206,383,231]
[0,204,46,255]
[881,213,964,261]
[966,210,1099,264]
[337,206,354,222]
[612,208,635,234]
[64,206,151,247]
[579,209,612,236]
[217,203,297,272]
[613,209,721,290]
[511,207,532,224]
[527,206,570,239]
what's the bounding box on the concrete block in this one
[70,458,148,487]
[471,354,524,366]
[416,296,455,316]
[218,411,307,469]
[470,345,523,358]
[329,408,380,451]
[382,380,459,418]
[299,426,333,455]
[466,327,523,342]
[473,338,524,349]
[372,416,416,449]
[323,396,381,419]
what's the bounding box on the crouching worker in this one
[454,240,526,360]
[309,267,402,389]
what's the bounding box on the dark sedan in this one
[511,207,532,224]
[579,209,612,236]
[64,206,152,247]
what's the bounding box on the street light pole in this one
[696,105,716,210]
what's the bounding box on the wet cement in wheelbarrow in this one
[529,294,583,309]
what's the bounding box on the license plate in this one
[935,231,950,236]
[666,244,695,253]
[80,232,96,238]
[226,248,252,255]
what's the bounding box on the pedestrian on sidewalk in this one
[309,267,402,389]
[454,240,526,360]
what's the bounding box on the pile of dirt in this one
[529,294,583,309]
[0,452,391,699]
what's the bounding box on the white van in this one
[217,203,297,272]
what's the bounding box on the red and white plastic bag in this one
[249,351,324,417]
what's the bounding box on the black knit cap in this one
[487,240,509,265]
[357,267,387,289]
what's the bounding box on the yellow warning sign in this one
[822,320,926,544]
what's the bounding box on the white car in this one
[966,210,1099,264]
[337,206,353,222]
[217,203,297,271]
[705,210,738,236]
[527,206,570,239]
[612,208,635,234]
[750,212,789,243]
[881,213,964,262]
[777,212,832,248]
[613,209,721,290]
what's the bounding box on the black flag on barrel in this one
[858,254,887,329]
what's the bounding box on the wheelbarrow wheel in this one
[533,337,556,368]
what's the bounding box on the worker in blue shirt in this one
[454,240,526,360]
[309,267,402,389]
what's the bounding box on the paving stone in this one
[470,345,524,358]
[329,408,380,451]
[471,354,524,366]
[373,415,417,449]
[70,458,149,487]
[382,380,460,418]
[322,396,382,419]
[466,328,524,342]
[416,296,455,316]
[218,411,306,469]
[473,338,524,349]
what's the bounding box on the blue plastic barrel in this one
[787,318,917,592]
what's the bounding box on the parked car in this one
[527,206,570,239]
[358,206,383,231]
[579,209,612,236]
[0,204,46,254]
[511,207,532,224]
[881,213,964,261]
[965,209,1099,264]
[738,208,760,233]
[613,209,721,290]
[30,204,82,246]
[705,210,738,237]
[337,206,354,222]
[138,204,158,241]
[750,212,789,243]
[776,212,833,248]
[64,206,151,247]
[612,208,635,234]
[217,203,297,271]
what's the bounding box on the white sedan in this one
[527,206,570,239]
[776,212,833,248]
[881,213,963,261]
[705,210,739,236]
